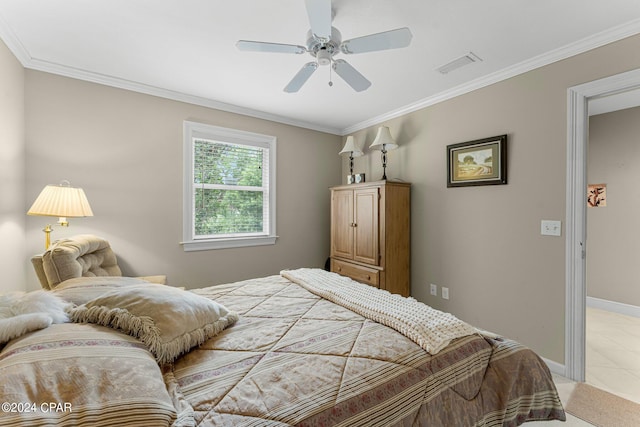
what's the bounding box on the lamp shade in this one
[369,126,398,151]
[339,135,363,157]
[27,183,94,218]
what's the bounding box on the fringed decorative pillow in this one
[53,276,153,305]
[69,283,238,364]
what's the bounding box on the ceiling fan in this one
[236,0,412,93]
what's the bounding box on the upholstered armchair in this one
[32,234,166,289]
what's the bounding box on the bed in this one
[0,236,565,426]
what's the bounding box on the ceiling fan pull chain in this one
[328,61,333,87]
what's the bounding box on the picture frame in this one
[347,173,366,184]
[587,183,606,207]
[447,134,507,187]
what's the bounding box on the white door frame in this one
[565,68,640,381]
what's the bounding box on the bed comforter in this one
[0,270,565,426]
[172,272,565,426]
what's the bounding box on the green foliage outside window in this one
[193,139,266,237]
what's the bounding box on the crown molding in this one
[340,18,640,135]
[23,57,343,135]
[2,11,639,137]
[0,11,342,136]
[0,12,31,64]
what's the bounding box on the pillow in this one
[52,276,152,305]
[0,323,182,427]
[69,283,239,364]
[0,290,71,344]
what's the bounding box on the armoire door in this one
[331,189,354,259]
[353,188,379,265]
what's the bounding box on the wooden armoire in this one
[329,180,410,297]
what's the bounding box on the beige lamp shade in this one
[369,126,398,151]
[28,183,94,218]
[28,181,93,250]
[339,135,364,157]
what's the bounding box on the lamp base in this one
[43,224,53,250]
[347,173,365,184]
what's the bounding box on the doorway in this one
[566,68,640,382]
[585,107,640,402]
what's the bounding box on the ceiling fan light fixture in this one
[237,0,411,93]
[317,49,332,66]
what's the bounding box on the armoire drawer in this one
[331,259,380,287]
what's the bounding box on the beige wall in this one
[0,39,25,292]
[24,71,342,289]
[6,29,640,364]
[343,34,640,363]
[588,107,640,307]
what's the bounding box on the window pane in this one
[194,188,264,235]
[184,121,276,250]
[194,139,263,187]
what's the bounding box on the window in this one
[183,121,276,251]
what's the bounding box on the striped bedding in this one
[0,271,565,426]
[0,323,178,427]
[174,273,566,426]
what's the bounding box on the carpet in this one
[565,382,640,427]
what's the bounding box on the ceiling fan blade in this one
[332,59,371,92]
[305,0,332,41]
[340,27,412,54]
[284,62,319,93]
[236,40,307,54]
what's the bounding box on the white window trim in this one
[182,121,277,251]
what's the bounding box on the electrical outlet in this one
[541,220,562,236]
[442,287,449,300]
[430,284,437,296]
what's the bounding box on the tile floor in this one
[528,307,640,426]
[585,306,640,404]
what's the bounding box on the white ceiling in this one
[1,0,640,135]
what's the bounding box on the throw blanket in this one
[281,268,478,354]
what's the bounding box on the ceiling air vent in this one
[436,52,482,74]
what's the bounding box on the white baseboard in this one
[543,357,566,377]
[586,296,640,318]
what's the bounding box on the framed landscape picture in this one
[447,134,507,187]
